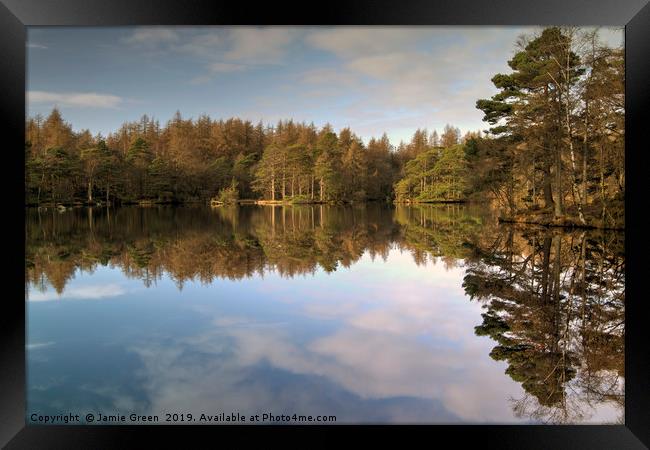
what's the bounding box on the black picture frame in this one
[1,1,648,448]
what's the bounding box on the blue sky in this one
[27,26,623,144]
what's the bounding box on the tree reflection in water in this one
[463,226,624,423]
[25,204,624,423]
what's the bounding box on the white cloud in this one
[171,31,223,57]
[209,62,246,73]
[296,27,529,140]
[188,75,212,85]
[123,27,296,86]
[27,91,124,109]
[27,341,55,350]
[124,28,180,46]
[27,43,48,49]
[300,68,359,87]
[306,27,430,58]
[189,62,248,84]
[225,27,295,64]
[28,283,126,301]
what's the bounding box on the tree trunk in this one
[554,144,563,219]
[37,172,44,204]
[582,100,589,213]
[507,176,516,215]
[310,176,314,200]
[552,235,562,337]
[531,162,536,207]
[599,142,606,222]
[566,102,585,224]
[541,234,552,304]
[542,164,554,209]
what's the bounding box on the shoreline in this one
[393,200,467,204]
[25,201,625,231]
[497,216,624,231]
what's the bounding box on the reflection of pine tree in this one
[25,204,400,289]
[25,202,625,425]
[394,203,483,265]
[464,227,625,423]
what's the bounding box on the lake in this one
[25,204,625,424]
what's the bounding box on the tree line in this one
[25,26,624,228]
[26,105,477,207]
[25,106,475,206]
[26,109,450,206]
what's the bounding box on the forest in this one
[25,108,469,207]
[25,27,624,229]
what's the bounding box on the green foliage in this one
[289,194,311,204]
[217,179,240,204]
[313,131,344,201]
[472,27,624,227]
[393,204,484,260]
[147,157,174,199]
[24,26,622,225]
[25,110,450,207]
[394,144,468,202]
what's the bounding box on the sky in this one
[28,248,622,423]
[26,26,623,144]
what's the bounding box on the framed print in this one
[1,0,648,448]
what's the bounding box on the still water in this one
[25,204,624,424]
